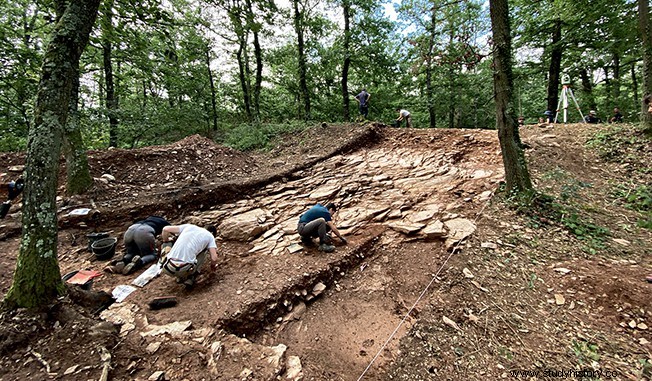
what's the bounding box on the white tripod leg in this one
[554,94,563,123]
[561,86,568,123]
[567,88,586,123]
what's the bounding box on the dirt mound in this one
[83,134,259,201]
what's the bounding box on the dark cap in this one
[326,203,337,212]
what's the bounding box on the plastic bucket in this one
[91,237,117,260]
[87,232,110,252]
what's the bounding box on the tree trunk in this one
[206,46,219,134]
[546,19,563,113]
[612,52,621,103]
[341,0,351,122]
[243,0,262,121]
[4,0,101,309]
[579,68,595,111]
[293,0,311,120]
[638,0,652,132]
[448,25,455,129]
[489,0,533,195]
[236,38,253,121]
[426,7,436,129]
[252,29,262,120]
[448,66,455,129]
[102,0,118,147]
[63,70,93,195]
[632,62,639,104]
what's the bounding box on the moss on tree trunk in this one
[4,0,101,309]
[489,0,533,196]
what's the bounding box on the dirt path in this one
[0,123,650,381]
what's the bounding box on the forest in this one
[0,0,648,152]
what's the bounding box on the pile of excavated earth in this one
[0,122,651,381]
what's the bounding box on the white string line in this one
[356,195,493,381]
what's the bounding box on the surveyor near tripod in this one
[297,203,347,253]
[160,224,219,287]
[105,216,170,275]
[584,110,602,124]
[394,108,412,127]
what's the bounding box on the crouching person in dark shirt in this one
[297,203,347,253]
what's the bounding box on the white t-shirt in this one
[168,224,217,264]
[400,109,410,117]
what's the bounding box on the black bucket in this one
[91,237,117,260]
[87,232,110,252]
[0,202,10,219]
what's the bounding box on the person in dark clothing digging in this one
[297,203,347,253]
[105,216,170,275]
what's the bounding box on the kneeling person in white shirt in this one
[161,224,218,287]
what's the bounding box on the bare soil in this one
[0,122,651,381]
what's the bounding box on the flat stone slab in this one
[388,221,426,235]
[422,220,446,239]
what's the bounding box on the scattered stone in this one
[554,294,565,305]
[470,280,489,292]
[629,320,637,329]
[612,238,630,246]
[408,209,436,223]
[387,209,402,219]
[308,184,341,199]
[146,342,162,354]
[312,282,327,296]
[481,242,498,249]
[263,227,280,239]
[462,268,474,279]
[422,220,446,240]
[442,316,462,331]
[388,221,425,235]
[287,243,303,254]
[443,218,476,249]
[148,371,165,381]
[477,190,493,201]
[64,365,78,375]
[240,368,253,378]
[638,323,648,330]
[640,338,650,345]
[218,208,274,241]
[553,268,572,274]
[141,321,192,337]
[285,356,303,380]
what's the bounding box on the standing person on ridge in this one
[355,88,371,119]
[394,108,412,127]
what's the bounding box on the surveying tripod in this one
[554,75,586,123]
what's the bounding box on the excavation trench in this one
[216,227,386,336]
